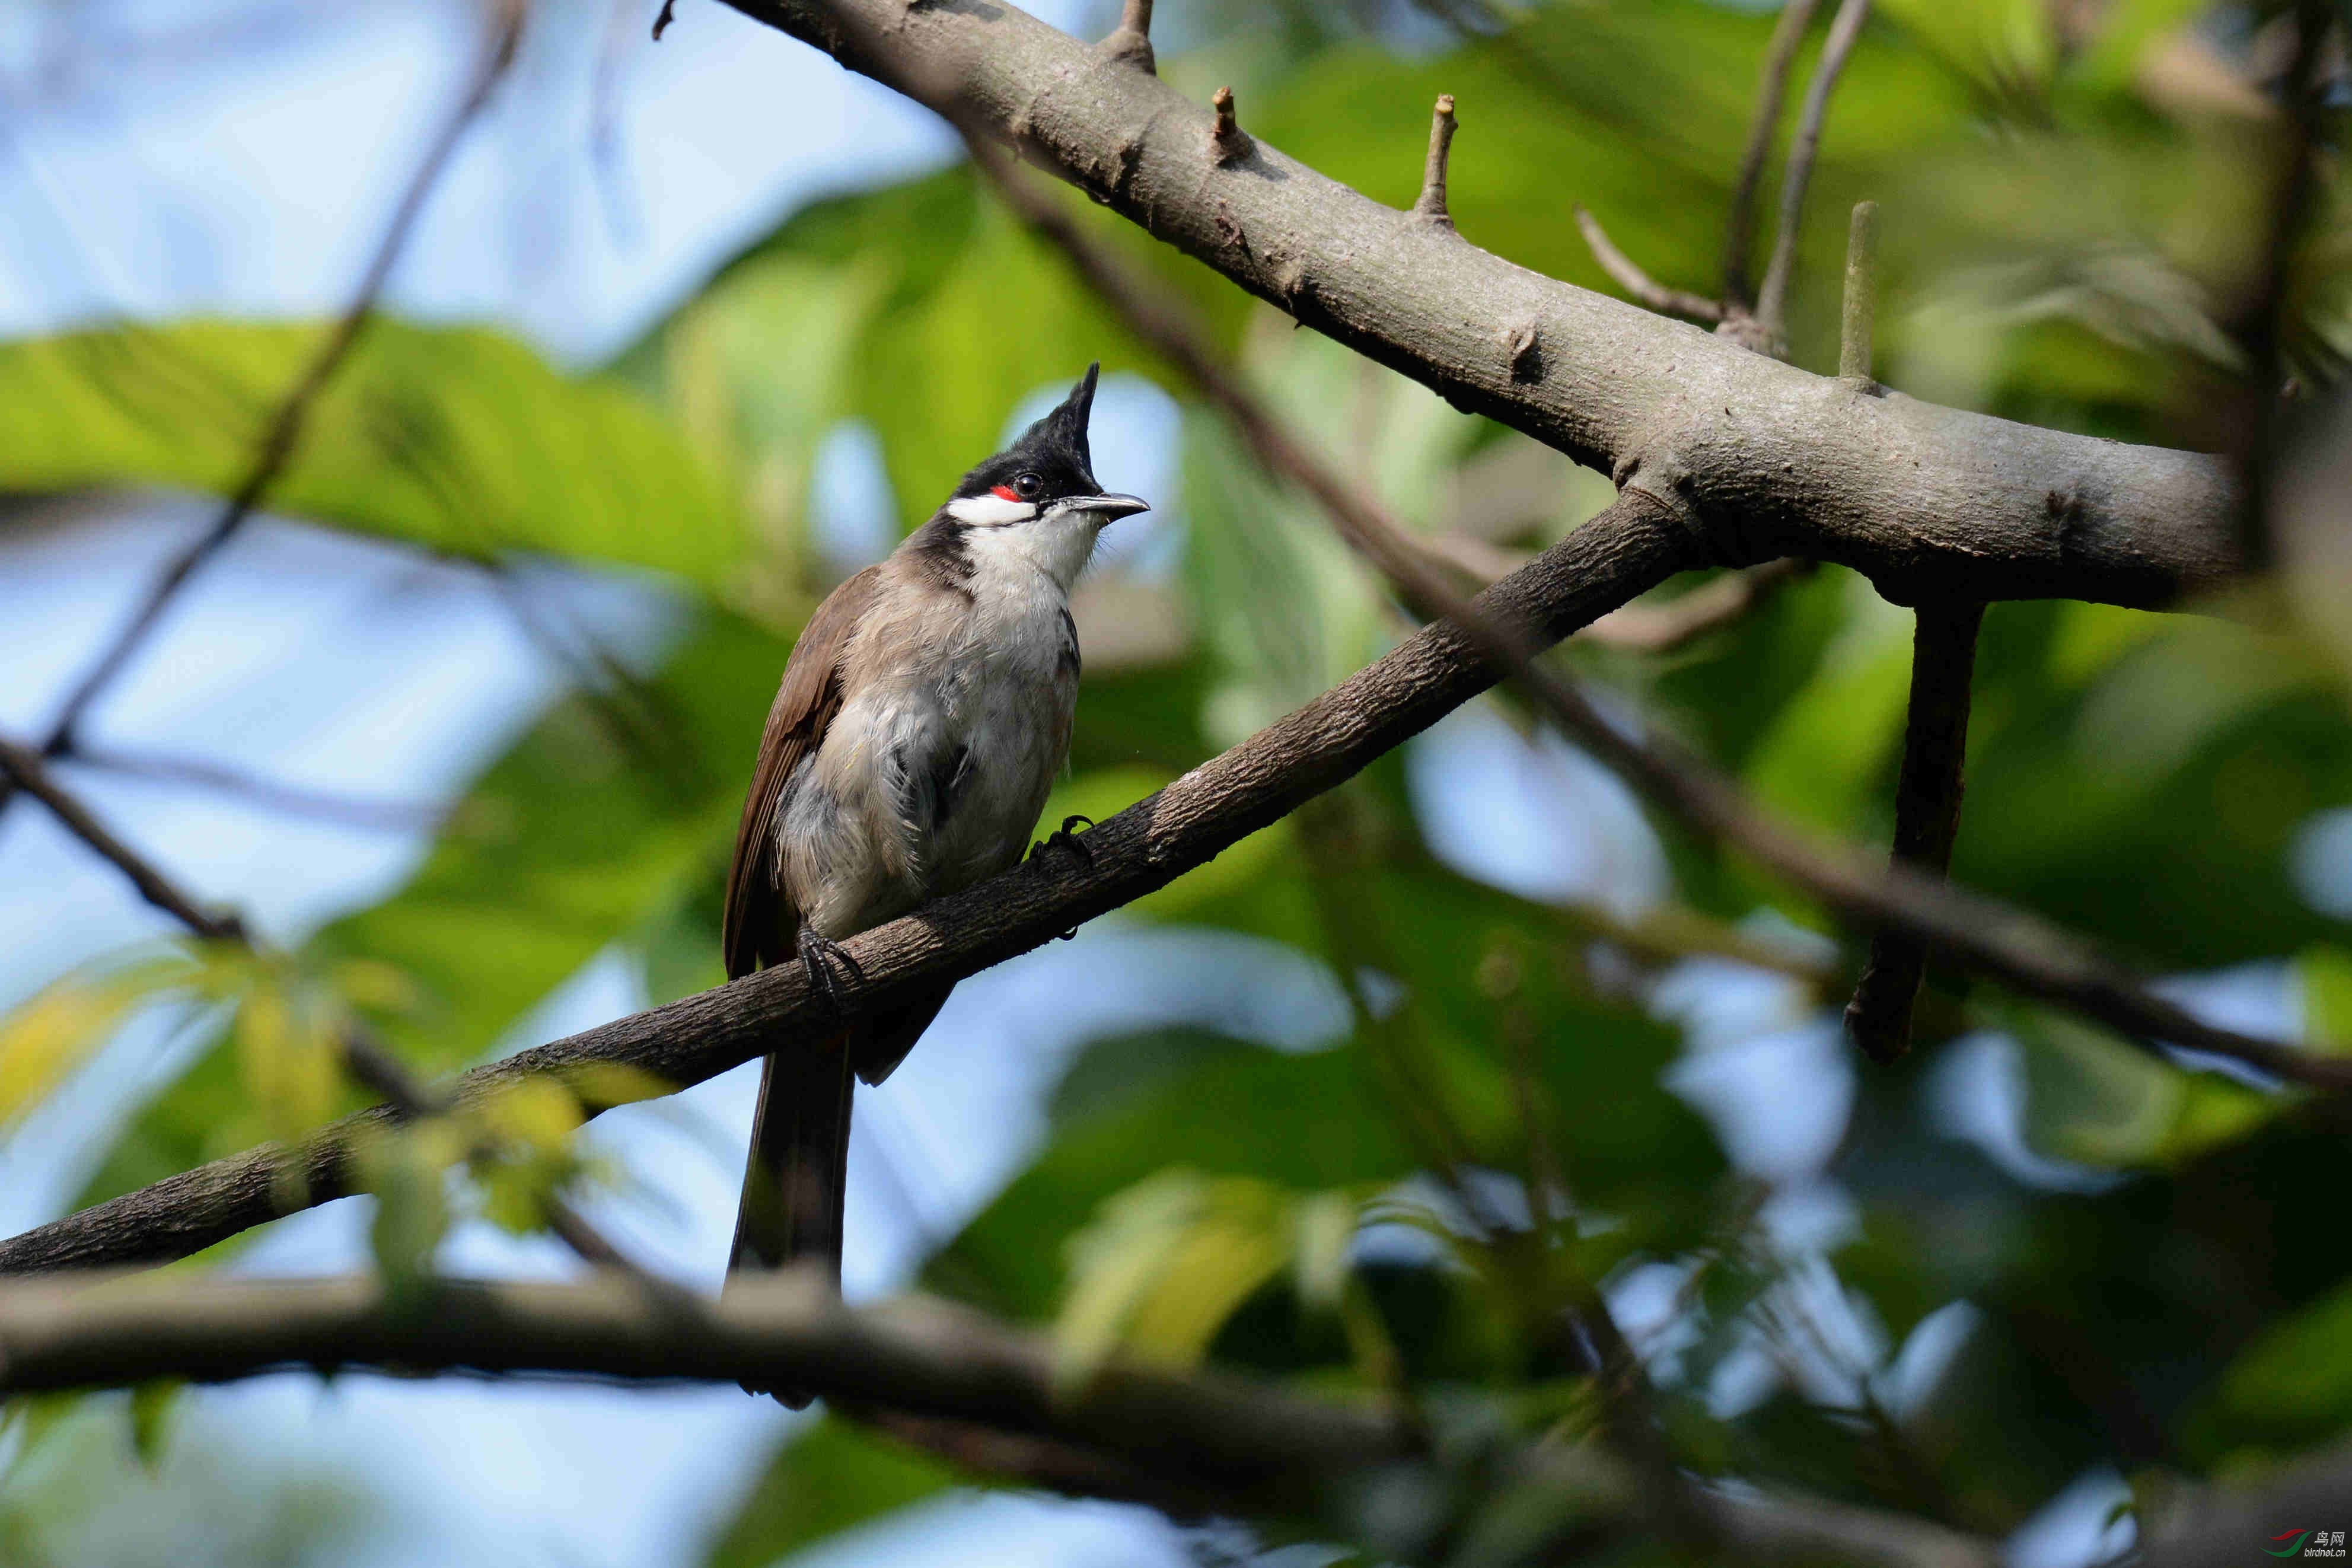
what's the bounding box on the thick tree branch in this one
[0,1271,2001,1568]
[0,506,1697,1274]
[0,0,522,820]
[720,0,2241,606]
[942,70,2344,1092]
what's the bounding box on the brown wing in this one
[721,566,881,980]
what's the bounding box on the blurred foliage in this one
[2,0,2350,1563]
[0,320,742,588]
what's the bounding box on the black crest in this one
[951,362,1104,502]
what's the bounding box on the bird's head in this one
[944,363,1150,531]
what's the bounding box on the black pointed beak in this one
[1065,493,1150,522]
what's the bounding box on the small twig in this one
[1208,85,1250,164]
[1839,199,1879,381]
[1755,0,1870,342]
[1584,559,1811,652]
[1724,0,1825,305]
[1844,601,1983,1064]
[1574,206,1726,323]
[0,737,243,943]
[652,0,677,39]
[61,744,442,832]
[0,0,524,817]
[1409,94,1458,230]
[1097,0,1153,71]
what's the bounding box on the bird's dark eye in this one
[1012,472,1043,499]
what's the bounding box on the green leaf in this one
[125,1382,181,1475]
[0,951,195,1130]
[2300,946,2352,1054]
[2190,1277,2352,1461]
[703,1419,961,1568]
[1056,1169,1339,1386]
[2011,1006,2281,1169]
[0,319,742,588]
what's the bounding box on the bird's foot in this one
[1028,814,1097,868]
[1028,816,1095,941]
[796,928,866,1013]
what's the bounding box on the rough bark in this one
[722,0,2241,609]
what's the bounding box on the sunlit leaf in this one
[0,319,742,588]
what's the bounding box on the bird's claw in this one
[1028,814,1097,868]
[796,929,866,1013]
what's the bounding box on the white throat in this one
[951,507,1104,595]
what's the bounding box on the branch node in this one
[1209,86,1251,165]
[1499,317,1542,383]
[1713,308,1784,359]
[1408,94,1458,231]
[1096,0,1154,72]
[1839,199,1879,382]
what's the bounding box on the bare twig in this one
[1725,0,1826,304]
[1409,94,1458,230]
[59,743,442,831]
[1208,85,1250,164]
[652,0,677,39]
[1755,0,1870,341]
[1583,559,1811,652]
[0,736,243,942]
[1840,199,1879,381]
[0,1271,2004,1568]
[1574,205,1727,324]
[0,0,524,807]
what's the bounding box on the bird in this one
[720,363,1146,1404]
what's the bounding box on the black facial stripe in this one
[908,514,976,603]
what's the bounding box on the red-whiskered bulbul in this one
[721,364,1146,1404]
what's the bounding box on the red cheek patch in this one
[991,484,1021,502]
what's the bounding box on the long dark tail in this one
[728,1032,854,1408]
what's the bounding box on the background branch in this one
[1725,0,1825,305]
[1754,0,1870,342]
[0,1271,2003,1568]
[0,0,524,819]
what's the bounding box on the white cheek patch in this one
[946,492,1038,526]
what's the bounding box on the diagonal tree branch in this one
[0,0,524,820]
[939,69,2341,1091]
[0,505,1698,1274]
[718,0,2241,608]
[0,1270,2003,1568]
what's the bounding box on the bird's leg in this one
[796,926,867,1013]
[1028,814,1097,868]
